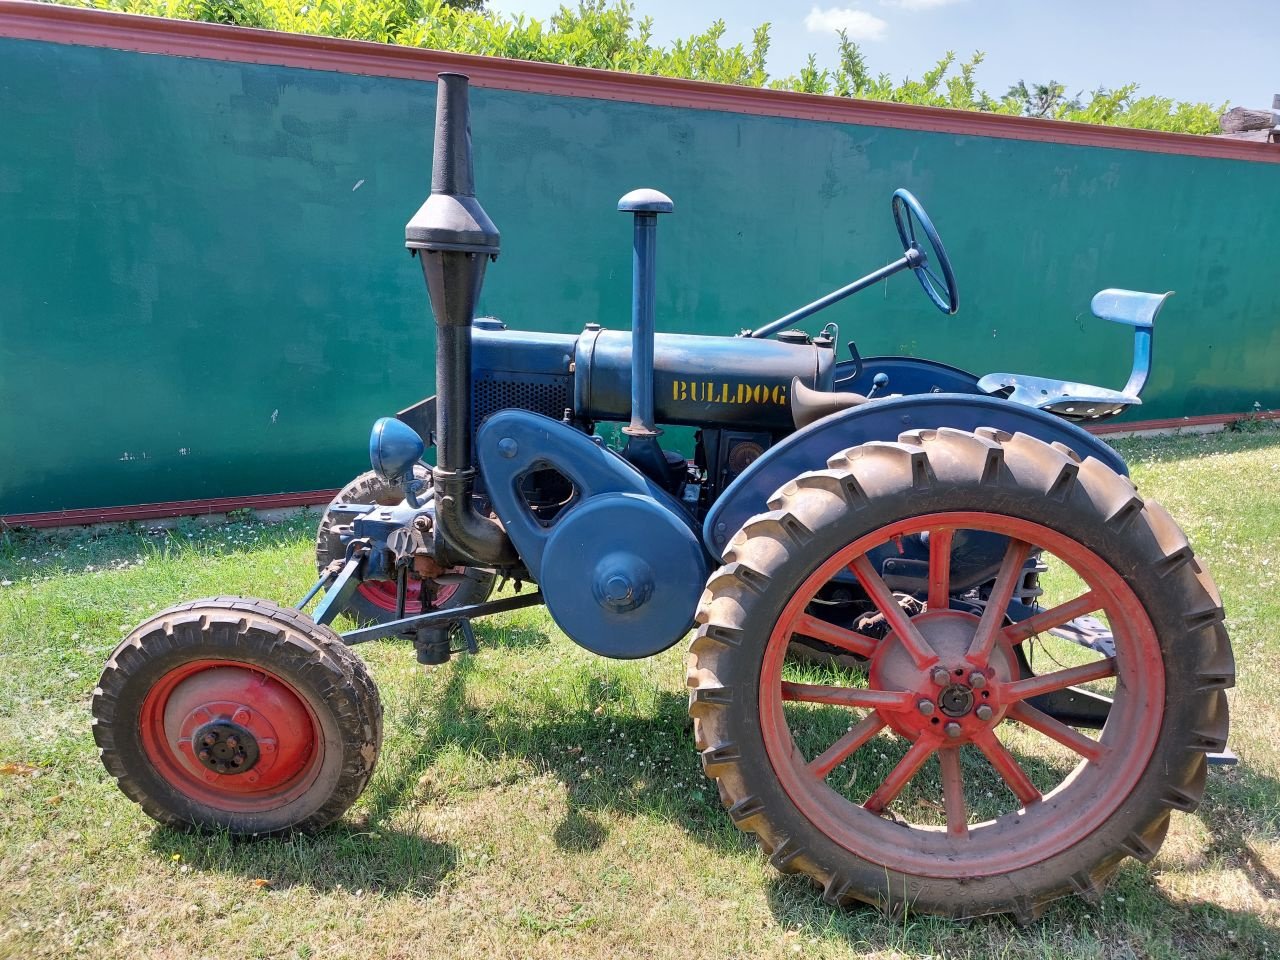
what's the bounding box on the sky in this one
[484,0,1279,109]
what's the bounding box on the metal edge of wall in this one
[4,411,1278,531]
[2,0,1279,165]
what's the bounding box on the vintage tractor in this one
[93,74,1234,919]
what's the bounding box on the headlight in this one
[368,417,425,484]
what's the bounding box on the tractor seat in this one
[977,289,1172,424]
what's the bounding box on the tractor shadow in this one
[763,761,1280,956]
[358,649,751,860]
[147,822,457,898]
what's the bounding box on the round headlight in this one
[368,417,425,483]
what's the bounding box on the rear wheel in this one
[93,597,382,834]
[688,428,1233,918]
[315,467,495,625]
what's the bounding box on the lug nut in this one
[198,749,211,762]
[931,668,951,686]
[968,671,987,689]
[917,699,936,717]
[944,721,963,739]
[975,705,994,721]
[202,733,218,747]
[225,736,239,749]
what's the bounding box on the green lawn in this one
[2,427,1278,960]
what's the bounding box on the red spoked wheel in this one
[689,428,1233,919]
[315,467,494,625]
[94,598,382,834]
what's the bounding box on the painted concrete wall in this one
[1,36,1277,515]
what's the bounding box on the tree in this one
[50,0,1226,133]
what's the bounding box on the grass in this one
[2,427,1280,959]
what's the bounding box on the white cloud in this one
[882,0,964,10]
[803,6,889,41]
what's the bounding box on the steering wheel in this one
[892,188,958,316]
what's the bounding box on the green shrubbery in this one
[50,0,1225,133]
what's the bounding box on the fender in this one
[836,355,984,396]
[702,392,1128,556]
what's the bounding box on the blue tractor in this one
[94,74,1234,919]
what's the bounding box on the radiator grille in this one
[472,373,572,430]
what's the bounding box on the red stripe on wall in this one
[2,0,1278,164]
[4,411,1275,530]
[1,490,339,530]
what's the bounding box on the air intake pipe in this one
[405,73,516,566]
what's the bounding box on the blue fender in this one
[702,393,1128,556]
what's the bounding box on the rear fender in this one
[702,392,1128,557]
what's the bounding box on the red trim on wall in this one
[3,411,1275,530]
[1084,409,1280,435]
[1,489,338,530]
[2,1,1278,164]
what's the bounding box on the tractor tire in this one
[314,467,495,626]
[92,597,382,835]
[687,427,1233,919]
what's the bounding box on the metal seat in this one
[978,289,1172,423]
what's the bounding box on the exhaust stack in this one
[406,73,514,566]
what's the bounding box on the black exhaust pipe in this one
[406,73,516,566]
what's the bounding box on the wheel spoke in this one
[781,681,914,711]
[792,613,878,659]
[1006,657,1116,702]
[1007,702,1107,762]
[1003,590,1103,645]
[937,747,968,838]
[972,729,1041,806]
[864,735,938,813]
[849,555,937,668]
[922,265,946,292]
[808,712,886,780]
[927,528,954,611]
[967,539,1033,660]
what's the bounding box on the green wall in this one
[2,38,1277,515]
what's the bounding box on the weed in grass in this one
[1,432,1279,958]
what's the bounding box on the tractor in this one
[93,73,1234,919]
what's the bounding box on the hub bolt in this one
[917,699,936,717]
[931,668,951,686]
[975,705,994,722]
[202,732,218,747]
[198,749,211,761]
[944,721,963,739]
[969,671,987,689]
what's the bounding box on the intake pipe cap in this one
[405,73,500,255]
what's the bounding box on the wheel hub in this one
[938,684,974,717]
[191,719,259,775]
[869,609,1013,743]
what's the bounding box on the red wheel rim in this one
[759,512,1164,879]
[356,574,461,614]
[139,659,324,812]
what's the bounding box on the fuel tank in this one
[576,329,835,430]
[470,323,836,431]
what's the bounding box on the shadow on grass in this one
[359,652,749,859]
[147,824,457,897]
[762,761,1280,958]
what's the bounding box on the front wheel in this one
[688,427,1233,918]
[93,598,382,834]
